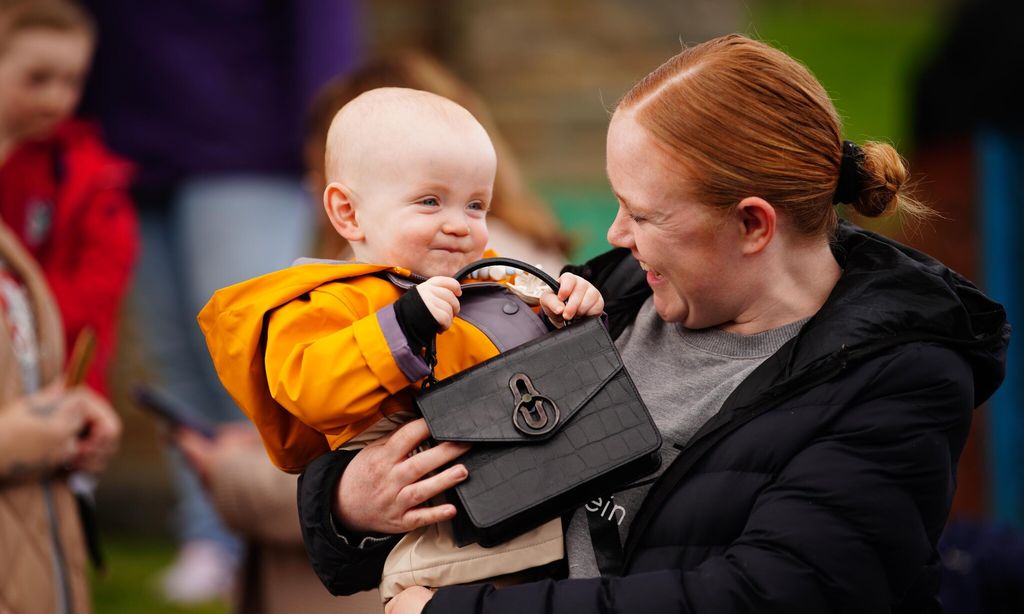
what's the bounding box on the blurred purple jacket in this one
[80,0,361,189]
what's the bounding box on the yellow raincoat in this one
[198,262,514,473]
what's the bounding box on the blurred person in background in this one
[174,424,380,614]
[0,218,121,613]
[0,5,127,610]
[78,0,360,603]
[158,51,571,614]
[0,0,137,398]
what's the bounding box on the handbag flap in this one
[417,317,624,443]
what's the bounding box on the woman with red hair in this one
[302,35,1009,614]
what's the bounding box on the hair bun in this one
[851,142,907,218]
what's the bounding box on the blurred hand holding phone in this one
[133,387,259,488]
[132,385,217,440]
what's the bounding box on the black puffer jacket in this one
[299,222,1009,613]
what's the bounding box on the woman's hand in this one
[67,386,122,473]
[540,272,605,325]
[0,383,104,480]
[334,418,470,534]
[385,586,434,614]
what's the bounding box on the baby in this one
[199,88,603,600]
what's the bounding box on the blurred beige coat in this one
[0,222,91,614]
[207,444,381,614]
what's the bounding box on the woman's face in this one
[605,111,746,328]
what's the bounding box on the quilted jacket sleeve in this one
[298,447,401,595]
[426,344,975,614]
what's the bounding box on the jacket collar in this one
[789,220,1008,404]
[617,220,1009,565]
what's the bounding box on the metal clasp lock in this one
[509,373,560,436]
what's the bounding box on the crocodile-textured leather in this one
[416,316,662,547]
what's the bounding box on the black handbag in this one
[416,257,662,547]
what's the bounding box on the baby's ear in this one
[324,182,364,242]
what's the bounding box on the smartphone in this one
[131,385,217,439]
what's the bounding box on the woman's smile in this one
[637,259,664,283]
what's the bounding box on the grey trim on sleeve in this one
[328,513,392,549]
[358,535,393,549]
[328,513,350,544]
[377,303,431,382]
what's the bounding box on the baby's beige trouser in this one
[380,517,563,601]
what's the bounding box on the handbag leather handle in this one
[423,257,563,387]
[453,257,561,294]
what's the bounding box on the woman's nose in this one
[606,208,633,248]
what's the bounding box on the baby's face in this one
[0,29,92,142]
[333,97,496,277]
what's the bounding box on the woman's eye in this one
[420,197,439,207]
[630,214,645,223]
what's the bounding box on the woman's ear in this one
[324,182,364,242]
[735,196,775,255]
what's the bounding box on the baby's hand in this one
[539,273,604,326]
[416,277,462,331]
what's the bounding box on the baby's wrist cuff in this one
[394,286,441,354]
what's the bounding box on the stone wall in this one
[363,0,740,184]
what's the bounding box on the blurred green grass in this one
[91,537,228,614]
[547,1,946,262]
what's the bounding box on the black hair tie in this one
[833,140,866,205]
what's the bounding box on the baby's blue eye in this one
[420,197,440,207]
[468,201,486,211]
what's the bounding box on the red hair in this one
[618,34,925,237]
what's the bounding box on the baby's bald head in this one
[321,87,497,276]
[325,87,495,188]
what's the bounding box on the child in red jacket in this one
[0,0,138,395]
